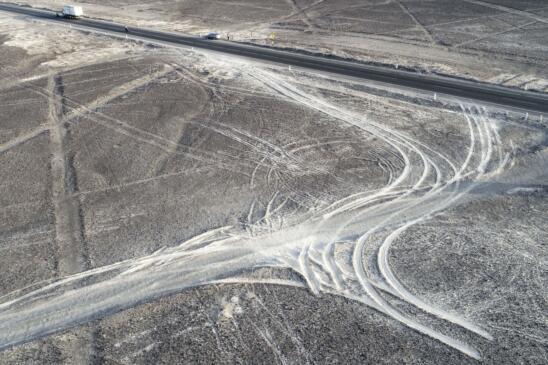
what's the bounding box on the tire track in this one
[19,68,259,177]
[0,67,514,360]
[460,0,548,24]
[0,126,49,155]
[393,0,436,45]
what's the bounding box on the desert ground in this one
[10,0,548,91]
[0,2,547,365]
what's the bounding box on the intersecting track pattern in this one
[0,67,513,360]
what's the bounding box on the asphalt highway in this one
[1,2,548,113]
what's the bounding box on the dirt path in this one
[461,0,548,24]
[393,0,436,45]
[0,126,48,154]
[47,74,98,364]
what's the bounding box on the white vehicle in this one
[205,32,220,40]
[61,5,84,19]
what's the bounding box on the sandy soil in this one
[0,7,547,365]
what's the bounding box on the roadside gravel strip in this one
[1,2,547,113]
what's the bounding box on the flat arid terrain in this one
[0,2,547,364]
[12,0,548,91]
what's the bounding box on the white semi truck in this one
[60,5,83,19]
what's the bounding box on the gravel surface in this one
[0,7,546,365]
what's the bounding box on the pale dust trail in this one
[461,0,548,24]
[393,0,436,45]
[249,69,496,356]
[0,69,511,359]
[248,70,506,354]
[369,103,509,341]
[0,126,48,154]
[21,72,260,177]
[452,20,538,48]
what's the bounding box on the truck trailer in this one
[61,5,83,19]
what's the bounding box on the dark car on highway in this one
[206,32,220,40]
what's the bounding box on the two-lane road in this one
[1,2,547,113]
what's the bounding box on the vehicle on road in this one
[59,5,83,19]
[205,32,220,40]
